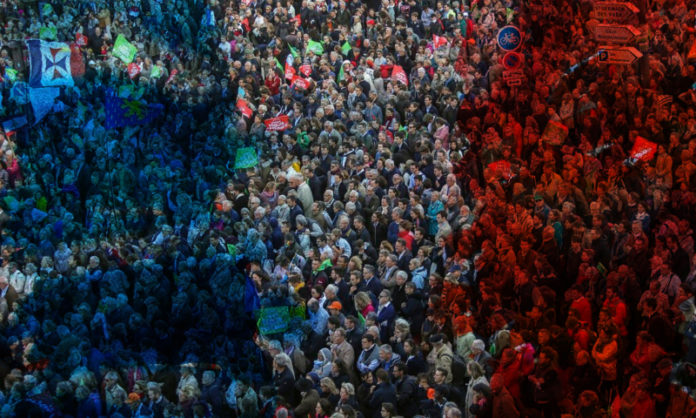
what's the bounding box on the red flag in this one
[391,65,408,86]
[284,62,295,80]
[295,14,301,27]
[264,115,291,132]
[630,136,657,162]
[69,43,85,77]
[127,63,141,79]
[299,64,312,77]
[291,75,310,90]
[433,34,448,49]
[487,160,513,180]
[165,69,178,85]
[236,98,253,119]
[75,33,88,47]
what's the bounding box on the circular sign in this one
[497,25,522,51]
[502,52,523,70]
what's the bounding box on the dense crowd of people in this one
[1,0,696,416]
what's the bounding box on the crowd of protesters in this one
[1,0,696,417]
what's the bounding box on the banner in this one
[75,33,88,47]
[284,62,295,80]
[257,306,290,335]
[487,160,513,180]
[112,34,137,64]
[433,34,448,49]
[105,88,163,129]
[264,115,291,132]
[306,39,323,55]
[127,63,141,79]
[341,41,351,56]
[299,64,312,77]
[291,76,310,90]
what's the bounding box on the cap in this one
[429,333,443,344]
[328,301,343,311]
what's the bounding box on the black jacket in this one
[369,382,398,418]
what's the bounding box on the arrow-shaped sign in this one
[593,24,641,44]
[592,2,639,23]
[597,46,643,65]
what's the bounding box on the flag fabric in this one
[234,147,259,169]
[104,88,164,130]
[541,120,569,146]
[274,57,283,72]
[40,2,53,17]
[127,63,141,79]
[75,33,88,47]
[257,306,290,335]
[1,116,28,132]
[688,42,696,61]
[202,7,215,26]
[10,82,29,104]
[29,87,60,124]
[284,62,295,80]
[26,39,83,88]
[341,41,352,56]
[337,64,345,83]
[433,34,448,49]
[150,65,162,79]
[487,160,513,180]
[165,69,178,85]
[306,39,323,55]
[391,65,408,86]
[112,34,137,64]
[5,68,18,83]
[39,27,57,40]
[629,136,657,163]
[264,115,291,132]
[288,44,299,59]
[299,64,312,77]
[291,75,310,90]
[236,98,253,119]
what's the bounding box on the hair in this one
[354,291,372,310]
[274,353,295,378]
[467,361,485,379]
[375,369,389,382]
[320,377,339,395]
[341,382,355,396]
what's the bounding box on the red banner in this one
[291,76,311,90]
[285,62,295,80]
[630,136,657,162]
[487,160,513,180]
[391,65,408,86]
[264,115,291,132]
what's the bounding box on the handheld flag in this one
[39,27,57,40]
[127,63,141,79]
[433,34,448,49]
[391,65,408,86]
[284,62,295,80]
[29,87,60,124]
[236,98,253,119]
[75,33,88,47]
[26,39,83,88]
[288,44,299,59]
[5,68,18,83]
[291,76,310,90]
[234,147,259,169]
[150,65,162,79]
[105,88,163,129]
[341,41,352,56]
[629,136,657,163]
[112,34,137,64]
[306,39,323,55]
[299,64,312,77]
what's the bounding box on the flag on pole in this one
[234,147,259,169]
[39,27,57,40]
[291,76,310,90]
[104,88,163,129]
[288,44,299,59]
[26,39,83,88]
[284,62,295,80]
[306,39,323,55]
[391,65,408,86]
[274,58,283,72]
[433,34,448,49]
[75,33,88,47]
[29,87,60,124]
[629,136,657,163]
[112,34,137,64]
[341,41,352,56]
[150,65,162,79]
[127,63,141,79]
[337,63,346,83]
[236,98,253,119]
[299,64,312,77]
[4,68,18,83]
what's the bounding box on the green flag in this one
[234,147,259,169]
[5,68,18,83]
[306,39,323,55]
[341,41,351,56]
[150,65,162,79]
[39,27,57,40]
[337,65,345,83]
[289,44,299,59]
[274,57,283,72]
[112,34,137,64]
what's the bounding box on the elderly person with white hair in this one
[470,339,493,377]
[289,173,314,213]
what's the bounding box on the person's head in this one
[433,367,448,384]
[375,368,389,383]
[380,402,396,417]
[361,333,375,350]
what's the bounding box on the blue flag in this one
[10,82,29,105]
[2,115,28,132]
[26,39,82,88]
[104,88,163,129]
[29,87,60,124]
